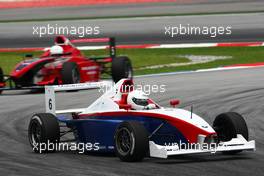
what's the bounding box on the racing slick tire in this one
[114,121,149,162]
[28,113,60,153]
[0,67,3,94]
[61,62,80,84]
[213,112,249,154]
[111,56,133,83]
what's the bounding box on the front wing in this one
[149,134,255,158]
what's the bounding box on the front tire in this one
[114,121,148,162]
[61,62,80,84]
[28,113,60,153]
[111,56,133,83]
[213,112,248,154]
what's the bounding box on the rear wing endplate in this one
[45,81,112,115]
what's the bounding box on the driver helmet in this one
[50,45,63,56]
[127,90,149,110]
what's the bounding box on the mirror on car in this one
[25,54,33,58]
[170,99,180,108]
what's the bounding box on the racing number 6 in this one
[49,98,52,110]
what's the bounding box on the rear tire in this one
[114,121,148,162]
[61,62,80,84]
[28,113,60,153]
[213,112,248,154]
[111,56,133,83]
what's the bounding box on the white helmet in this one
[50,45,63,55]
[127,90,149,110]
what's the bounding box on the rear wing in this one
[70,37,116,59]
[45,81,112,115]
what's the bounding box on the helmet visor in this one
[132,97,148,106]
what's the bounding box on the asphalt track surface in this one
[0,0,264,21]
[0,67,263,176]
[0,13,264,48]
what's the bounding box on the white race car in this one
[28,79,255,162]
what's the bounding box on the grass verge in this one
[0,46,263,76]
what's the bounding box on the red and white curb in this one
[0,41,263,53]
[153,42,264,48]
[136,63,264,78]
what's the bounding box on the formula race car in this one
[0,36,133,94]
[28,79,255,162]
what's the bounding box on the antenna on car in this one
[191,105,193,119]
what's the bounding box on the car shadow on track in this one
[34,150,254,164]
[152,153,254,164]
[0,90,42,96]
[53,150,116,158]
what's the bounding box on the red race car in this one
[0,36,133,94]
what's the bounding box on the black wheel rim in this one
[72,67,80,83]
[116,127,134,155]
[29,120,42,146]
[125,62,132,79]
[33,70,43,85]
